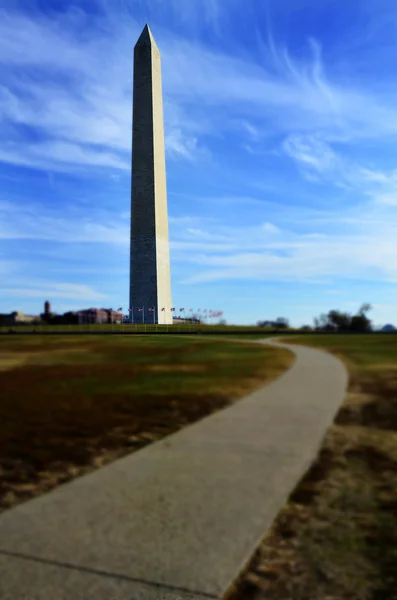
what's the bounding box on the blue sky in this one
[1,0,397,326]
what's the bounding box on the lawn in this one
[0,334,293,512]
[0,323,297,335]
[233,333,397,600]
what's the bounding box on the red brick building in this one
[77,308,123,324]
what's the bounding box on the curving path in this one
[0,338,348,600]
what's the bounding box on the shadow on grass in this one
[288,448,336,506]
[336,375,397,431]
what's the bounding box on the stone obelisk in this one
[129,24,172,325]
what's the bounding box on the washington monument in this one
[129,25,172,324]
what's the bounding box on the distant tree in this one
[313,303,373,333]
[314,313,334,330]
[257,318,289,329]
[257,320,273,328]
[300,325,312,331]
[351,304,373,332]
[328,309,352,331]
[274,317,289,329]
[218,319,227,326]
[358,303,372,315]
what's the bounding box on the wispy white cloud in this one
[165,128,210,161]
[2,4,397,173]
[240,120,262,141]
[168,201,397,285]
[262,222,280,233]
[0,141,130,172]
[283,133,397,206]
[107,0,228,34]
[359,167,397,205]
[283,134,340,176]
[0,8,201,170]
[1,282,108,301]
[0,200,129,244]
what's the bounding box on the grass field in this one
[0,323,297,335]
[0,334,293,512]
[234,334,397,600]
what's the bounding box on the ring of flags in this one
[124,308,223,317]
[91,308,218,317]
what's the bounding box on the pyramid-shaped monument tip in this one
[134,24,158,49]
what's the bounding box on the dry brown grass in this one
[228,334,397,600]
[0,347,93,372]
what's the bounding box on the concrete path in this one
[0,339,348,600]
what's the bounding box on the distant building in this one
[77,308,108,324]
[50,311,79,325]
[172,316,201,324]
[0,311,39,325]
[0,302,124,327]
[77,308,123,324]
[41,300,57,323]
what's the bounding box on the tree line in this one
[257,304,373,333]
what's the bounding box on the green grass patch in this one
[0,334,293,511]
[0,323,298,335]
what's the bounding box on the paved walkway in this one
[0,339,348,600]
